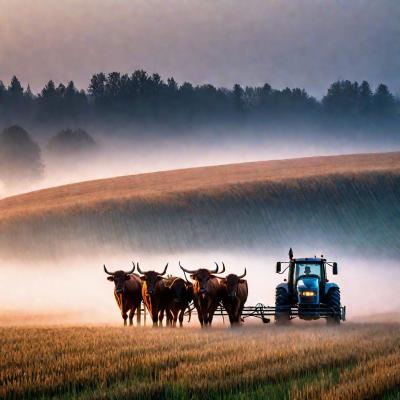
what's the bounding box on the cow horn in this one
[103,264,114,275]
[158,263,168,276]
[179,261,197,273]
[210,262,219,273]
[237,268,247,279]
[124,262,135,275]
[214,262,226,274]
[136,262,144,274]
[182,270,191,283]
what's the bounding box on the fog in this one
[1,248,399,325]
[2,129,399,199]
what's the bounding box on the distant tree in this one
[24,85,34,100]
[359,81,373,115]
[38,80,62,121]
[8,76,24,98]
[5,76,25,117]
[61,81,88,119]
[0,81,5,107]
[88,73,107,98]
[233,84,245,114]
[373,84,396,117]
[47,128,96,155]
[322,80,360,117]
[0,125,43,189]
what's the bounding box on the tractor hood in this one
[296,276,320,304]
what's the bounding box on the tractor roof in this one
[293,257,325,263]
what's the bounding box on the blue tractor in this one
[275,248,346,324]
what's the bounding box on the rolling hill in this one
[1,152,399,259]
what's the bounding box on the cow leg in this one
[198,315,204,327]
[128,307,136,326]
[228,304,238,327]
[166,308,174,327]
[172,309,178,327]
[202,309,209,327]
[207,303,219,326]
[122,311,128,326]
[193,302,204,327]
[178,307,185,327]
[152,306,159,327]
[136,303,142,326]
[162,308,170,327]
[234,302,244,327]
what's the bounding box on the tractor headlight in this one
[301,291,316,297]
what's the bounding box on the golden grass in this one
[1,323,399,399]
[1,151,399,222]
[1,151,400,260]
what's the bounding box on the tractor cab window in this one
[295,263,322,281]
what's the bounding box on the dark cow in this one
[104,264,142,326]
[220,268,248,327]
[136,262,170,327]
[164,276,193,327]
[179,261,225,327]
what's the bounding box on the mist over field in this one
[1,129,400,198]
[0,250,399,324]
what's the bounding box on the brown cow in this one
[104,264,142,326]
[164,276,193,327]
[179,261,225,327]
[220,268,248,327]
[136,262,169,327]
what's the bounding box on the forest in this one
[0,72,398,133]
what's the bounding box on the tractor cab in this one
[275,249,344,324]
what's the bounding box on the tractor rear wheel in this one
[275,287,291,324]
[326,287,341,325]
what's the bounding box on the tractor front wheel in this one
[326,287,341,325]
[275,287,291,325]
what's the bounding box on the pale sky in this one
[0,0,399,97]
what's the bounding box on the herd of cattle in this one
[104,262,248,327]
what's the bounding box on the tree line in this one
[0,72,398,131]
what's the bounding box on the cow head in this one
[136,262,168,295]
[103,264,135,294]
[179,262,225,295]
[222,269,247,299]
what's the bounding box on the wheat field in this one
[1,322,399,400]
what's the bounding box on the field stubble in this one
[1,322,399,399]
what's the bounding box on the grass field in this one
[1,322,399,400]
[0,151,400,259]
[1,151,399,221]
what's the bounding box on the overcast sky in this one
[0,0,399,97]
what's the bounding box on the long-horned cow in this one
[164,276,193,327]
[136,262,170,327]
[179,261,225,327]
[104,264,142,326]
[220,268,248,326]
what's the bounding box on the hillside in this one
[0,152,399,259]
